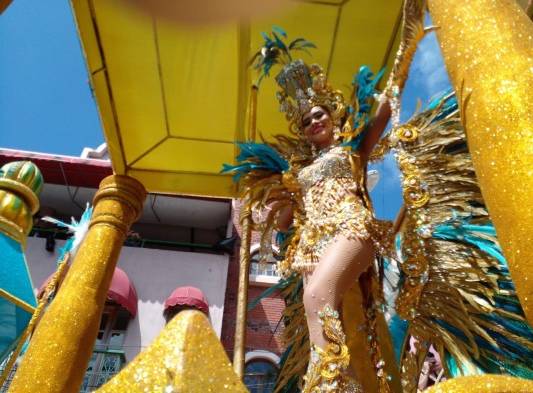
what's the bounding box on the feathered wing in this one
[222,139,305,261]
[387,93,533,390]
[222,140,311,392]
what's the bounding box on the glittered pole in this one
[427,0,533,323]
[232,203,252,378]
[9,175,146,393]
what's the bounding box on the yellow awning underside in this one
[71,0,401,198]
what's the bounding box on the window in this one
[249,249,278,277]
[244,359,278,393]
[80,304,130,392]
[94,305,130,351]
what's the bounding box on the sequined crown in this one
[275,60,346,130]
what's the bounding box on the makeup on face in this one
[302,108,328,129]
[301,106,336,151]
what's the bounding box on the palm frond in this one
[250,27,316,85]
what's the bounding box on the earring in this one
[333,126,341,141]
[311,144,317,156]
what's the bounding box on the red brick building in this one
[221,201,286,392]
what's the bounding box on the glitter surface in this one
[425,375,533,393]
[8,175,146,393]
[96,310,248,393]
[428,0,533,323]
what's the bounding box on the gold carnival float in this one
[1,1,532,393]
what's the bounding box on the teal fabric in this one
[0,233,36,362]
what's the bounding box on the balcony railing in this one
[1,349,126,393]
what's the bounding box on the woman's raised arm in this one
[276,204,294,232]
[358,100,391,163]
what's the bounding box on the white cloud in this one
[410,32,451,97]
[401,17,452,122]
[369,152,403,220]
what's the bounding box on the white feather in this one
[366,169,380,192]
[42,203,93,259]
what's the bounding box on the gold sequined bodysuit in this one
[292,145,390,273]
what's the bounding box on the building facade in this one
[0,147,285,392]
[222,201,287,392]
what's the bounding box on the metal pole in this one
[232,203,253,377]
[248,85,258,142]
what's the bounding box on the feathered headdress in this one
[250,27,346,134]
[275,60,346,132]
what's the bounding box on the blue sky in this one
[370,26,451,219]
[1,2,450,219]
[0,0,103,155]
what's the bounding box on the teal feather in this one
[432,215,505,264]
[344,66,385,151]
[353,65,385,117]
[426,89,457,121]
[389,314,409,364]
[250,27,316,85]
[384,236,408,364]
[432,215,533,378]
[41,204,93,261]
[272,25,288,38]
[221,142,289,181]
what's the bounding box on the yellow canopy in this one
[71,0,401,197]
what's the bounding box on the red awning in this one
[38,267,138,317]
[164,286,209,314]
[107,267,138,317]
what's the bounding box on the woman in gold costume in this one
[224,3,533,391]
[272,59,394,392]
[221,17,421,389]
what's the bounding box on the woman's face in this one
[301,106,334,149]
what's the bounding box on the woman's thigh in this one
[305,235,374,305]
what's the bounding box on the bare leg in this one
[303,235,375,350]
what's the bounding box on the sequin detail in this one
[302,305,363,392]
[297,146,353,191]
[292,146,392,273]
